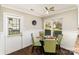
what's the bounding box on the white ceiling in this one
[2,4,77,17]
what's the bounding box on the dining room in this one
[0,4,78,55]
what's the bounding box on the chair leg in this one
[56,45,61,54]
[35,47,40,53]
[32,46,44,54]
[32,46,34,53]
[41,46,44,54]
[32,46,37,53]
[38,46,43,54]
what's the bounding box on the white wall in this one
[2,7,43,54]
[0,32,5,55]
[0,5,3,32]
[0,5,5,55]
[43,9,78,51]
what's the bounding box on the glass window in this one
[8,17,20,35]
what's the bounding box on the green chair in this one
[31,33,42,53]
[56,34,63,52]
[56,34,63,44]
[43,39,57,54]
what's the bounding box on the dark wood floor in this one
[8,45,74,55]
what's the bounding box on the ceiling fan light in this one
[30,9,34,11]
[46,11,49,14]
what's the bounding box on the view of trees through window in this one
[8,17,20,35]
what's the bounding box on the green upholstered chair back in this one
[57,34,63,45]
[31,33,41,46]
[44,39,56,53]
[31,33,34,45]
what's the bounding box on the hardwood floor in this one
[74,36,79,54]
[8,45,74,55]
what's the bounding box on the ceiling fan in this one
[44,6,55,14]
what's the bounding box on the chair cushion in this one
[33,41,41,46]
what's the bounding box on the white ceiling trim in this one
[2,5,41,17]
[1,5,77,18]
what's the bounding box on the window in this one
[8,17,20,35]
[45,30,51,36]
[53,21,62,37]
[53,21,62,30]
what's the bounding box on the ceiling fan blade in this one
[45,7,48,10]
[50,7,54,11]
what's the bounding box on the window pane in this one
[8,17,20,35]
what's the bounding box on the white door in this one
[5,36,22,54]
[3,13,23,54]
